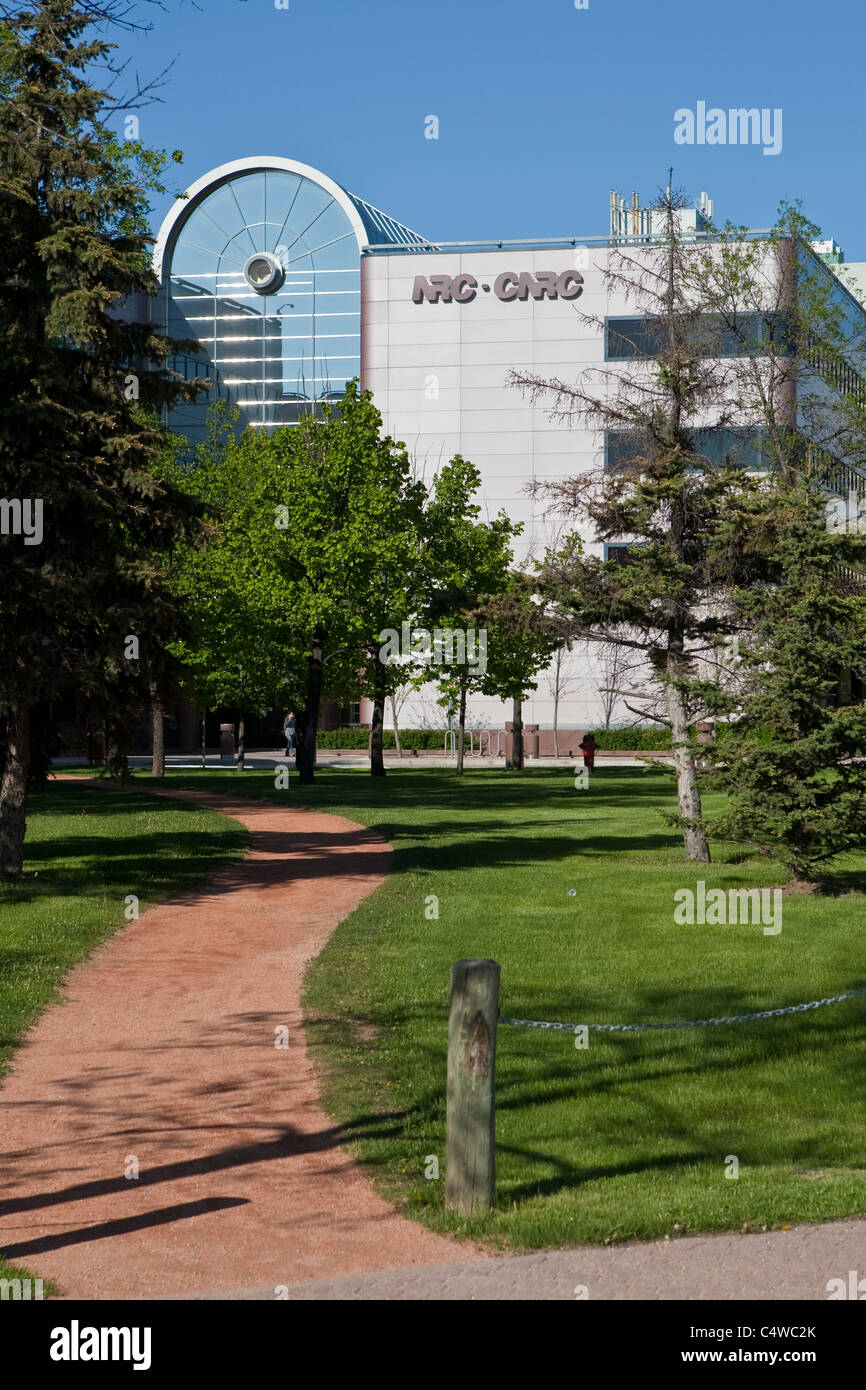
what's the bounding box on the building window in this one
[807,340,866,405]
[604,542,644,565]
[605,312,794,361]
[605,427,768,474]
[162,168,362,447]
[340,702,362,726]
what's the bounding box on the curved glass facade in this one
[161,167,362,444]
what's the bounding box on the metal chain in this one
[499,984,866,1034]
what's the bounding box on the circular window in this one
[243,251,285,294]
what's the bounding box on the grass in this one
[0,776,248,1288]
[129,764,866,1252]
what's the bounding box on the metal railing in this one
[362,230,776,257]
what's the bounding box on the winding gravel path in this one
[0,786,480,1299]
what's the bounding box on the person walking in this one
[283,711,296,757]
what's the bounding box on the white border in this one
[152,156,369,280]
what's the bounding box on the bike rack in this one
[477,730,502,757]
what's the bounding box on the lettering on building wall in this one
[411,270,584,304]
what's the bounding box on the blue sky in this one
[115,0,866,258]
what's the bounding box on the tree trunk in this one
[0,701,30,879]
[370,653,386,778]
[236,708,245,772]
[666,674,710,862]
[455,683,467,775]
[151,687,165,778]
[390,694,402,757]
[552,649,561,758]
[508,698,524,771]
[298,626,325,784]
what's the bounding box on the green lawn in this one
[136,764,866,1251]
[0,778,248,1289]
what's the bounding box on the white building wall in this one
[361,247,626,730]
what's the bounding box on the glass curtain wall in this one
[162,168,361,445]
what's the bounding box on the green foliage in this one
[391,728,449,749]
[590,727,672,750]
[315,728,371,749]
[280,764,866,1248]
[315,725,676,752]
[162,404,303,718]
[316,727,446,750]
[169,387,524,778]
[478,573,560,705]
[702,482,866,881]
[0,0,208,864]
[422,456,518,628]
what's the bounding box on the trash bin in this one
[219,722,235,764]
[695,720,714,769]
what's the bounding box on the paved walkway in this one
[244,1218,866,1300]
[0,788,480,1299]
[54,752,672,772]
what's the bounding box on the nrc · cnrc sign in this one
[412,271,584,304]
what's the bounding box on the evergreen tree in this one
[0,0,205,874]
[514,190,866,862]
[514,185,749,859]
[702,481,866,884]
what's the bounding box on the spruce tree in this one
[514,185,748,861]
[0,0,204,875]
[515,191,866,865]
[703,482,866,884]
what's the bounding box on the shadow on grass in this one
[0,782,248,907]
[7,824,388,912]
[498,1145,710,1204]
[819,866,866,895]
[143,766,677,817]
[307,989,866,1203]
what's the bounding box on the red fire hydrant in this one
[578,732,597,772]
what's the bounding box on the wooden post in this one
[446,958,500,1213]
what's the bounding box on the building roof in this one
[341,188,427,249]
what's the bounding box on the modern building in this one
[154,158,866,736]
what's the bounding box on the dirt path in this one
[0,786,479,1299]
